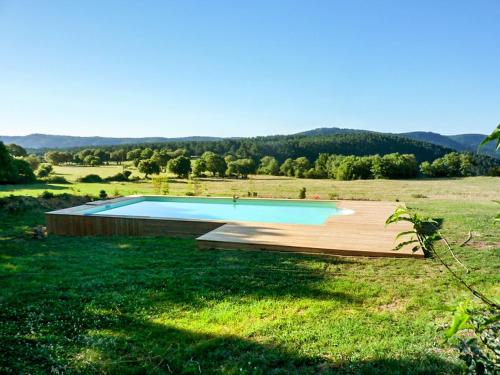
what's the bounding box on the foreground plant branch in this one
[385,206,498,309]
[386,206,499,374]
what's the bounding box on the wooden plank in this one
[196,201,423,258]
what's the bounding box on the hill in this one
[1,127,497,160]
[0,133,221,149]
[397,131,468,151]
[294,127,497,159]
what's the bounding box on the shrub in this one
[99,190,108,200]
[77,174,103,183]
[39,176,70,184]
[40,191,55,199]
[299,187,306,199]
[104,170,132,182]
[36,164,53,178]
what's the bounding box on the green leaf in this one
[394,239,418,251]
[445,302,472,339]
[395,230,416,239]
[479,124,500,150]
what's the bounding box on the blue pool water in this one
[82,197,344,225]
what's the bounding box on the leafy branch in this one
[479,124,500,151]
[386,206,499,374]
[385,206,498,308]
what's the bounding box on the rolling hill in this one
[295,127,497,158]
[0,133,221,149]
[0,127,497,159]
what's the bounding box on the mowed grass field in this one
[0,166,499,374]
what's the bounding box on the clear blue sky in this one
[1,0,499,137]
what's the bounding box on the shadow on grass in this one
[0,183,69,192]
[0,209,462,374]
[1,311,463,374]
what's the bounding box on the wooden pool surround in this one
[45,196,424,258]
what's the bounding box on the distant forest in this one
[42,133,458,163]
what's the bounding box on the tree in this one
[44,151,64,165]
[138,159,160,178]
[127,148,142,161]
[7,143,27,157]
[201,151,226,177]
[36,163,53,178]
[110,149,127,164]
[257,156,279,175]
[151,150,171,171]
[191,159,207,177]
[23,154,41,170]
[167,156,191,178]
[0,142,35,184]
[227,159,255,178]
[83,155,101,166]
[279,158,295,177]
[294,157,311,178]
[335,156,373,180]
[140,148,154,160]
[371,153,417,179]
[93,149,109,164]
[419,161,433,177]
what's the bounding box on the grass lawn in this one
[1,173,499,373]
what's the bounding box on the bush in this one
[104,170,132,182]
[99,190,108,199]
[299,187,306,199]
[77,174,103,183]
[39,176,70,184]
[36,164,53,178]
[40,191,55,199]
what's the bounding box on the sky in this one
[0,0,499,137]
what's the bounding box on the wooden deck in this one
[46,196,423,258]
[196,201,424,258]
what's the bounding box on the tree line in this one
[1,138,498,185]
[37,132,464,163]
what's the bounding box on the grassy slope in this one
[1,170,499,374]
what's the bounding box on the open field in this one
[1,164,499,202]
[1,169,499,373]
[52,164,143,181]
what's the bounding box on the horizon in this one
[0,126,492,139]
[1,1,499,137]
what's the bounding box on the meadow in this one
[0,166,499,374]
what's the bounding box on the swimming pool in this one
[81,196,345,225]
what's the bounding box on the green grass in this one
[1,173,499,373]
